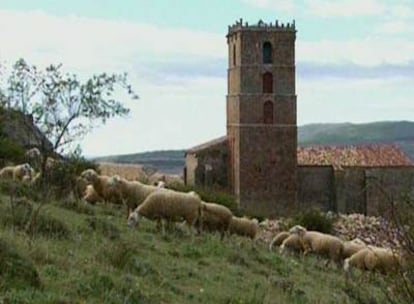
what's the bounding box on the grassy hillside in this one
[0,193,393,303]
[93,121,414,174]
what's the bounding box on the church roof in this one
[186,136,227,154]
[297,144,413,170]
[187,136,413,170]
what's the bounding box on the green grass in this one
[0,193,392,303]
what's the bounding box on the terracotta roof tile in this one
[297,144,413,170]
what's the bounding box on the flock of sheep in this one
[269,224,405,280]
[0,148,406,282]
[77,168,259,241]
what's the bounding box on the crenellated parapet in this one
[227,18,296,36]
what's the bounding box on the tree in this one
[0,58,138,155]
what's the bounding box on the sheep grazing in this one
[108,175,159,217]
[197,202,233,239]
[80,169,121,205]
[74,176,89,200]
[342,238,367,259]
[127,189,204,237]
[0,163,33,181]
[344,246,402,278]
[289,225,344,267]
[83,185,103,205]
[279,234,305,256]
[228,216,259,241]
[269,231,290,252]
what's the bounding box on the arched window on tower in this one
[233,44,236,66]
[263,101,274,124]
[263,41,272,64]
[262,72,273,93]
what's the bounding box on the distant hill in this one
[93,121,414,174]
[94,150,186,174]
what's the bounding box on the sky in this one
[0,0,413,157]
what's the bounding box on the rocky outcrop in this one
[0,108,53,151]
[258,213,406,250]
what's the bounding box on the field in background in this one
[98,162,147,181]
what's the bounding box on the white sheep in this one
[108,175,160,217]
[289,225,344,267]
[197,201,233,239]
[228,216,259,241]
[344,246,402,279]
[0,163,33,181]
[279,234,305,256]
[74,176,89,200]
[83,185,103,205]
[127,189,204,237]
[25,147,42,169]
[342,238,367,259]
[80,169,121,205]
[269,231,290,252]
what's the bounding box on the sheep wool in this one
[197,201,233,238]
[128,189,203,235]
[269,231,290,252]
[228,216,258,240]
[0,163,33,181]
[344,246,402,275]
[279,234,305,255]
[342,238,367,259]
[83,185,103,205]
[108,175,159,213]
[80,169,121,205]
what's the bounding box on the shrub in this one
[42,154,99,199]
[85,216,120,240]
[0,239,41,290]
[0,136,25,167]
[31,212,71,239]
[168,184,237,212]
[289,209,334,234]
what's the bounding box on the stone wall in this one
[364,166,414,216]
[184,140,229,191]
[297,165,335,212]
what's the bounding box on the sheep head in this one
[289,225,307,237]
[80,169,98,183]
[127,211,140,228]
[19,163,33,178]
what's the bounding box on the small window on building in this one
[263,72,273,93]
[233,44,236,66]
[263,100,274,124]
[263,41,272,64]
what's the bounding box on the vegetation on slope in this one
[0,191,394,303]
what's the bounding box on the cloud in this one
[297,39,414,66]
[241,0,296,13]
[303,0,386,17]
[1,8,413,155]
[0,9,225,73]
[298,61,414,80]
[242,0,388,17]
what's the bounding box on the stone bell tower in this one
[226,19,297,217]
